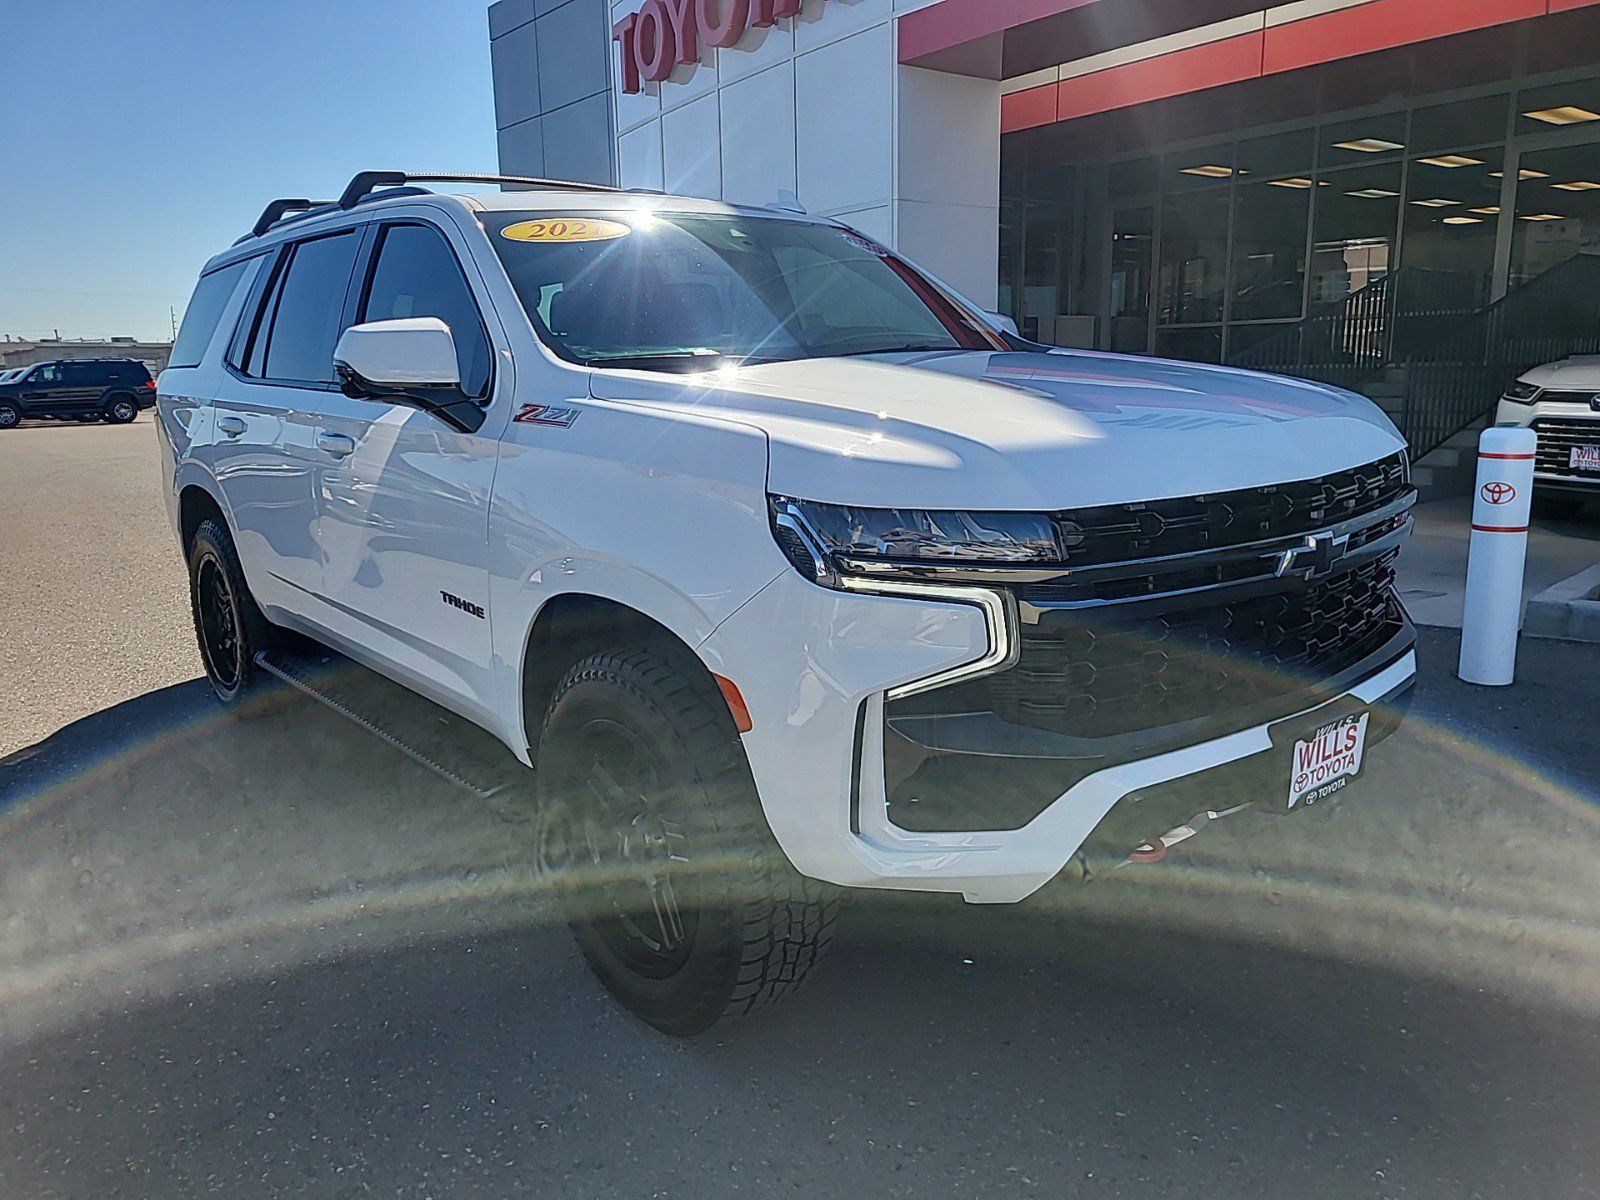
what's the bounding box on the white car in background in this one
[1497,358,1600,515]
[158,171,1419,1035]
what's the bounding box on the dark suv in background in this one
[0,359,156,428]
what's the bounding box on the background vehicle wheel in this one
[0,402,19,429]
[103,395,138,424]
[187,518,279,705]
[536,642,837,1036]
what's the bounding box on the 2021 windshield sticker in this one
[500,218,632,244]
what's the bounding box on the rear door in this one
[311,216,505,719]
[211,228,363,620]
[64,362,111,413]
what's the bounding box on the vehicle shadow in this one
[1,630,1598,1196]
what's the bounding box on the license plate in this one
[1571,445,1600,473]
[1287,712,1370,810]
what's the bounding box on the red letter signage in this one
[613,0,815,93]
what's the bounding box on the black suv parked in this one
[0,359,156,428]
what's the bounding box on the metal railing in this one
[1400,252,1600,460]
[1227,271,1400,391]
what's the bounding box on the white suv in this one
[1496,357,1600,514]
[158,172,1419,1034]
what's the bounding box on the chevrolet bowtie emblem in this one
[1274,532,1349,579]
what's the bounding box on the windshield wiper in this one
[824,343,963,359]
[582,352,730,372]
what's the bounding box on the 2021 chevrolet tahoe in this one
[158,171,1418,1034]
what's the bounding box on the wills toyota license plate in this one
[1571,445,1600,473]
[1287,712,1371,810]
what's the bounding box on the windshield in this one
[479,210,1001,369]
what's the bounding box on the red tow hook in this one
[1128,841,1167,863]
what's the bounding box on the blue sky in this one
[0,0,498,342]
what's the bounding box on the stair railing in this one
[1226,270,1401,391]
[1399,252,1600,460]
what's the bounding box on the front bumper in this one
[703,569,1418,906]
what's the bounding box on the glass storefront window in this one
[1511,143,1600,288]
[1231,178,1310,321]
[1108,206,1154,354]
[1236,128,1314,181]
[1155,325,1223,364]
[1412,95,1509,153]
[1107,156,1159,199]
[1163,143,1237,193]
[1516,79,1600,137]
[1158,188,1229,324]
[1321,111,1408,166]
[1310,160,1402,304]
[1400,148,1503,316]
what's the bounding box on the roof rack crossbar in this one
[249,198,331,238]
[337,170,622,210]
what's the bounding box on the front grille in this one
[1048,453,1409,569]
[985,552,1403,740]
[1532,417,1600,480]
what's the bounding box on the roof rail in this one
[337,170,623,210]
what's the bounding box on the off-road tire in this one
[103,394,138,424]
[536,642,837,1035]
[188,518,279,705]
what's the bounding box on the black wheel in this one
[0,402,19,429]
[536,642,837,1036]
[187,518,277,704]
[104,395,138,424]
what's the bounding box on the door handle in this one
[317,432,357,457]
[216,415,247,437]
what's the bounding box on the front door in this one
[312,217,505,721]
[1107,205,1155,354]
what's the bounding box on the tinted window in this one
[261,232,360,383]
[360,224,491,397]
[63,363,102,386]
[171,260,252,368]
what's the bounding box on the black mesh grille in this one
[985,552,1403,740]
[1050,453,1410,568]
[1531,418,1600,480]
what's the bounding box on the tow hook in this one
[1124,803,1252,866]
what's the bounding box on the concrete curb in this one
[1523,563,1600,644]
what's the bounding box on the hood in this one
[588,349,1407,510]
[1521,355,1600,390]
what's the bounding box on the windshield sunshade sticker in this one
[500,218,632,244]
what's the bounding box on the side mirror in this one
[332,317,484,433]
[334,317,460,389]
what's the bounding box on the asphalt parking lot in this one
[3,419,1600,1197]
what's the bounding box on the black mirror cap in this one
[333,361,485,434]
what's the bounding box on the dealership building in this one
[489,0,1600,475]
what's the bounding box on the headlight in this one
[770,496,1061,587]
[1502,380,1541,403]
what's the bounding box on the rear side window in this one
[360,224,491,397]
[170,260,253,369]
[263,232,361,383]
[64,363,101,386]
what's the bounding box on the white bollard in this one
[1458,425,1538,686]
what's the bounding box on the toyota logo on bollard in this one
[1480,480,1517,505]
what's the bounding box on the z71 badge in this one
[514,403,581,427]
